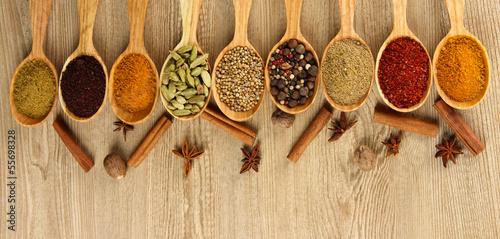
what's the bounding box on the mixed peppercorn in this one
[268,39,318,108]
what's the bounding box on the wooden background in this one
[1,0,499,238]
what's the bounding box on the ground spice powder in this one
[323,39,373,106]
[378,37,429,109]
[113,54,156,113]
[13,60,56,119]
[61,55,106,118]
[436,36,486,102]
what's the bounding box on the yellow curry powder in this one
[436,36,486,102]
[113,54,156,113]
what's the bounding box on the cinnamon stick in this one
[287,106,333,163]
[201,109,255,146]
[128,115,173,168]
[53,119,94,172]
[433,100,486,156]
[374,106,439,138]
[204,107,257,138]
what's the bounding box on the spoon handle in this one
[284,0,304,39]
[127,0,148,50]
[78,0,99,52]
[179,0,204,46]
[30,0,53,58]
[339,0,357,37]
[392,0,409,35]
[232,0,253,45]
[445,0,465,32]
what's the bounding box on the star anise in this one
[172,141,205,177]
[114,120,134,141]
[240,144,261,174]
[435,136,463,168]
[382,131,402,158]
[328,112,357,142]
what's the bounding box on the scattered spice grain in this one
[113,54,156,113]
[436,36,486,102]
[216,46,264,112]
[323,39,373,106]
[378,37,429,109]
[61,55,106,118]
[13,60,56,119]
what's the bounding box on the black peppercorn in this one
[299,71,308,79]
[308,90,314,97]
[305,52,313,62]
[288,39,298,48]
[299,86,308,96]
[283,87,289,93]
[291,90,300,99]
[290,80,296,86]
[271,79,278,86]
[295,44,306,54]
[282,48,291,56]
[277,91,286,101]
[270,87,279,96]
[306,81,315,90]
[299,59,307,67]
[277,80,286,89]
[292,69,300,76]
[308,65,319,76]
[288,99,298,108]
[298,97,308,105]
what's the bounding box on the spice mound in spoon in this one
[436,36,486,103]
[13,60,56,119]
[161,46,211,117]
[113,53,156,113]
[323,39,373,106]
[268,39,318,108]
[378,37,429,109]
[61,55,106,118]
[215,46,264,112]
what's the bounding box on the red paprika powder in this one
[378,37,430,109]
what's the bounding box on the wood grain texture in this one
[1,0,499,238]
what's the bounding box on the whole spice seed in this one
[323,39,373,106]
[268,39,317,108]
[216,46,264,112]
[378,37,430,109]
[436,36,486,102]
[161,46,210,116]
[113,54,156,113]
[61,55,106,118]
[13,60,56,119]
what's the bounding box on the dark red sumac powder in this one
[61,55,106,118]
[378,37,429,109]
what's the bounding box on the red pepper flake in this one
[378,37,430,109]
[273,60,278,65]
[287,54,293,59]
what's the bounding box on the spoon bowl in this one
[109,0,159,125]
[433,0,490,110]
[212,0,265,122]
[9,0,57,127]
[374,0,432,113]
[60,0,108,122]
[265,0,321,115]
[159,0,212,121]
[321,0,375,112]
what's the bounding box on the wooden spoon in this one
[433,0,490,110]
[9,0,58,127]
[264,0,321,115]
[374,0,432,113]
[320,0,375,112]
[211,0,265,122]
[59,0,108,122]
[109,0,159,125]
[159,0,212,121]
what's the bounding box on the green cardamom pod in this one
[196,101,205,108]
[181,88,198,96]
[170,51,182,61]
[161,85,169,101]
[171,100,184,109]
[190,54,209,69]
[203,85,209,97]
[173,109,192,116]
[184,104,193,110]
[166,83,176,101]
[190,46,198,62]
[167,105,177,111]
[201,70,212,87]
[177,68,186,82]
[176,59,185,68]
[170,72,180,82]
[176,84,188,91]
[202,64,209,71]
[187,74,195,88]
[188,95,205,104]
[191,105,200,113]
[177,45,193,54]
[191,67,202,77]
[180,53,191,59]
[194,77,201,87]
[176,95,187,104]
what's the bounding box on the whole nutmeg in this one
[271,109,295,128]
[104,153,127,180]
[354,145,376,172]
